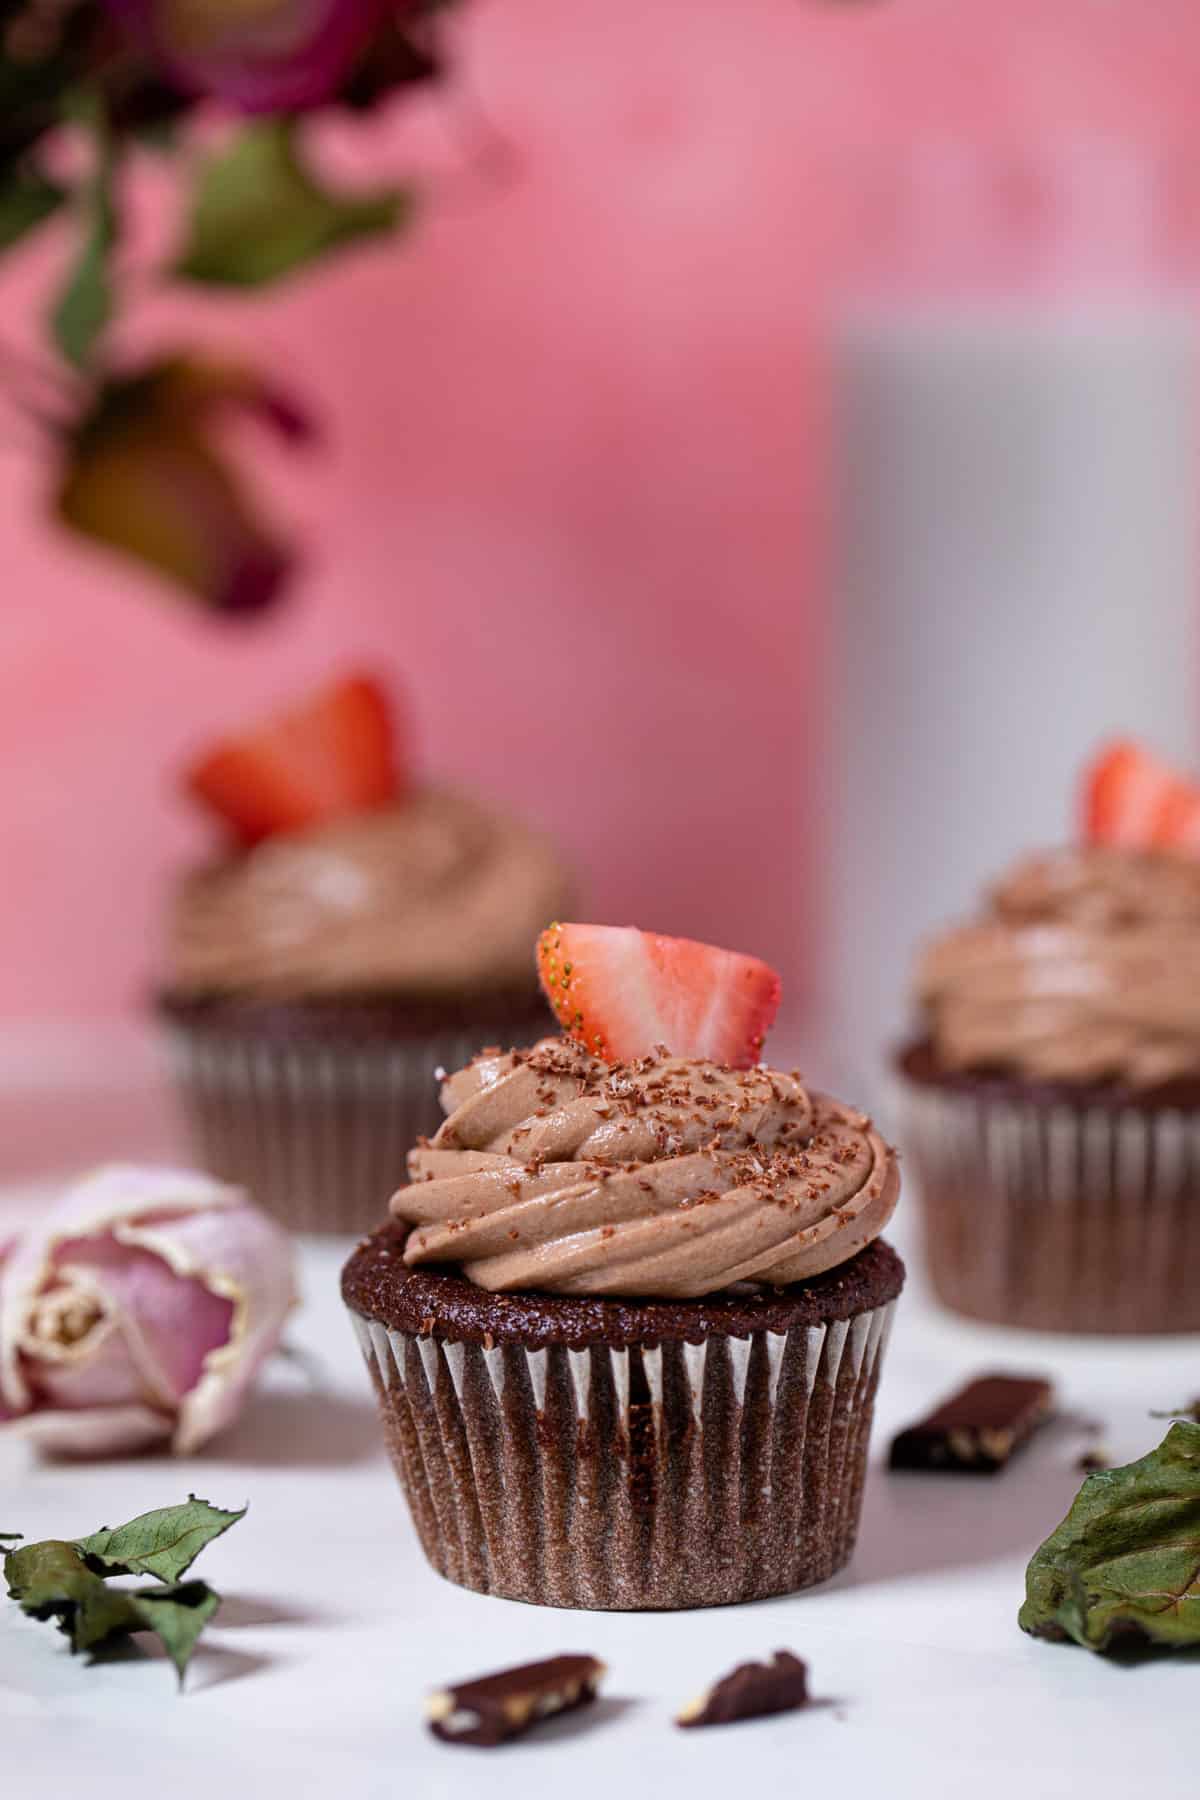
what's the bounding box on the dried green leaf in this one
[124,1582,221,1686]
[49,92,117,369]
[1019,1420,1200,1654]
[51,223,111,367]
[172,116,410,289]
[77,1498,246,1585]
[0,164,65,254]
[3,1497,245,1686]
[1148,1400,1200,1423]
[5,1540,153,1656]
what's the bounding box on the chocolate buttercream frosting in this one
[392,1037,899,1299]
[917,846,1200,1087]
[166,787,571,999]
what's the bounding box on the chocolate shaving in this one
[677,1650,809,1729]
[426,1653,606,1747]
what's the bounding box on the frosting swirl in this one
[917,846,1200,1086]
[393,1038,898,1299]
[166,787,571,998]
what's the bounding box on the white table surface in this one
[1,1102,1197,1799]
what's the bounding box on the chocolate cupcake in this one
[343,925,904,1609]
[157,677,570,1235]
[895,743,1200,1333]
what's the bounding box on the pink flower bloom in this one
[0,1167,296,1457]
[105,0,398,114]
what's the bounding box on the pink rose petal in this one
[53,1236,235,1403]
[118,1200,297,1453]
[14,1405,174,1459]
[0,1237,12,1420]
[29,1303,147,1411]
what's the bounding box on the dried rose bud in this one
[103,0,399,114]
[0,1166,296,1457]
[56,356,315,616]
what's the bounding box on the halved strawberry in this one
[537,923,781,1068]
[186,673,401,844]
[1083,739,1200,853]
[1154,783,1200,852]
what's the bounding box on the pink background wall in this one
[3,0,1200,1028]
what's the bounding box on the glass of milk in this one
[819,137,1199,1095]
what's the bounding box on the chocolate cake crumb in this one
[677,1652,809,1728]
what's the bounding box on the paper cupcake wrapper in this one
[164,1026,486,1236]
[898,1080,1200,1334]
[349,1299,897,1610]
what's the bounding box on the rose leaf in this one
[1019,1420,1200,1654]
[172,116,411,289]
[0,164,65,254]
[77,1496,247,1584]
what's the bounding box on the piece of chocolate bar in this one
[676,1651,809,1729]
[426,1653,606,1747]
[888,1373,1054,1474]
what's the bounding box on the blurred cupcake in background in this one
[895,740,1200,1334]
[157,674,569,1235]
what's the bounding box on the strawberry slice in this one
[537,923,781,1068]
[1083,739,1200,853]
[186,673,401,844]
[1154,783,1200,852]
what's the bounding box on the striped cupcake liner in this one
[348,1298,897,1610]
[163,1025,486,1236]
[898,1080,1200,1334]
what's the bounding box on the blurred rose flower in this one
[0,1166,296,1458]
[105,0,400,113]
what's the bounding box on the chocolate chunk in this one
[1076,1446,1112,1474]
[888,1373,1055,1474]
[426,1653,606,1747]
[676,1651,809,1729]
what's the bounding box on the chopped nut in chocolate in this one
[888,1373,1054,1474]
[426,1653,606,1747]
[676,1651,809,1729]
